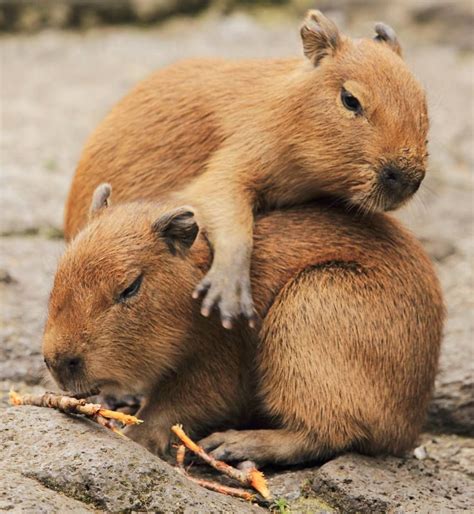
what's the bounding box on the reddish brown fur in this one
[44,197,443,464]
[64,10,429,324]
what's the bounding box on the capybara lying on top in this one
[64,10,429,327]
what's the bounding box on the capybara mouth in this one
[47,370,100,399]
[355,179,418,214]
[71,386,101,399]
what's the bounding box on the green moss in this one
[271,497,291,513]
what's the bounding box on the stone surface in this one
[2,0,473,53]
[260,434,474,512]
[0,471,95,513]
[0,238,63,385]
[310,438,474,512]
[397,183,474,437]
[1,406,262,512]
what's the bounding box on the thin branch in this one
[171,424,271,499]
[9,390,143,434]
[175,444,255,501]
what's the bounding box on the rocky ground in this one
[1,5,473,512]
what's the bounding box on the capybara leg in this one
[125,335,248,460]
[194,243,255,328]
[124,401,177,459]
[199,429,314,465]
[177,149,257,328]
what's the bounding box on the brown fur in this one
[44,196,443,465]
[64,10,429,324]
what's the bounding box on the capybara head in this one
[43,185,200,396]
[296,10,428,212]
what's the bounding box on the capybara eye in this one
[341,88,362,114]
[118,274,143,303]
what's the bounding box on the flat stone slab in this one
[1,406,262,512]
[0,471,95,513]
[2,402,473,512]
[310,438,473,512]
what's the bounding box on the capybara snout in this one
[378,164,424,208]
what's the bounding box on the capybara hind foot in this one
[199,429,314,465]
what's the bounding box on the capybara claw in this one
[221,316,233,330]
[193,266,255,328]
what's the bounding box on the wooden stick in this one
[171,424,271,499]
[175,445,255,501]
[9,390,143,434]
[176,444,187,468]
[96,408,143,426]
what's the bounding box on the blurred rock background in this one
[1,0,473,51]
[0,0,473,511]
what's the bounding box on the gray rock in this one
[266,468,337,513]
[419,237,456,263]
[0,471,95,513]
[428,368,474,437]
[419,433,474,477]
[310,448,473,512]
[410,0,474,50]
[396,182,474,437]
[130,0,208,22]
[0,268,17,284]
[1,406,262,512]
[0,238,63,384]
[429,230,474,436]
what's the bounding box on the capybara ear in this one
[89,183,112,219]
[374,23,402,56]
[152,206,199,256]
[300,10,341,66]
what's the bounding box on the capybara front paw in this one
[193,266,256,329]
[125,424,172,460]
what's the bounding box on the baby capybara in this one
[44,185,443,464]
[65,11,429,327]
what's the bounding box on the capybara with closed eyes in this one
[64,10,429,327]
[43,185,443,465]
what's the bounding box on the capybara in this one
[64,10,429,327]
[44,185,443,465]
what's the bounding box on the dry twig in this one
[171,424,271,499]
[9,390,143,435]
[175,445,255,501]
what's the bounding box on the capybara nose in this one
[380,166,421,200]
[46,354,84,390]
[56,355,83,376]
